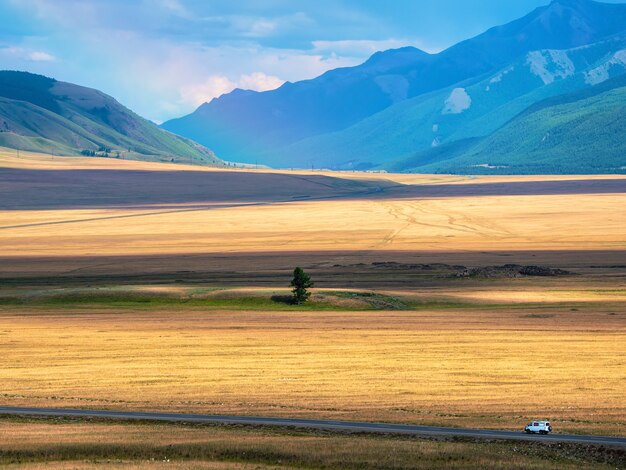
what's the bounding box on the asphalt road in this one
[1,406,625,447]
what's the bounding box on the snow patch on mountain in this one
[490,66,515,84]
[584,49,626,85]
[527,50,575,85]
[442,88,471,114]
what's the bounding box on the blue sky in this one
[0,0,622,122]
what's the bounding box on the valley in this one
[1,150,624,434]
[0,149,624,468]
[2,0,626,468]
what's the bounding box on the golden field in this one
[1,150,625,263]
[1,194,625,257]
[1,296,624,436]
[0,149,625,469]
[0,418,619,469]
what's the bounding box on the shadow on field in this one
[270,294,296,305]
[1,167,624,210]
[1,250,625,287]
[378,178,626,200]
[0,168,383,210]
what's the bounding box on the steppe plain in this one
[0,149,625,468]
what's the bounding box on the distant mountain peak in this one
[367,46,429,60]
[545,0,621,14]
[162,0,626,167]
[545,0,596,12]
[362,46,430,71]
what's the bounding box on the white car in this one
[524,421,552,434]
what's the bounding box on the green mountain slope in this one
[394,74,626,174]
[266,36,626,170]
[0,71,222,165]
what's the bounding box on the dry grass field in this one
[1,149,625,467]
[1,150,625,269]
[2,194,625,256]
[1,417,621,469]
[1,292,624,436]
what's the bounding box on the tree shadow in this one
[271,294,296,305]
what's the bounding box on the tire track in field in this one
[379,200,508,247]
[0,186,388,231]
[0,202,263,230]
[413,202,515,239]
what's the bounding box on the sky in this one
[0,0,622,123]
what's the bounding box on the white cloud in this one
[0,46,56,62]
[180,76,236,107]
[238,72,284,92]
[246,19,277,37]
[0,46,22,56]
[3,1,406,122]
[155,0,188,16]
[0,12,361,122]
[179,72,284,108]
[236,12,314,38]
[99,36,357,120]
[28,51,56,61]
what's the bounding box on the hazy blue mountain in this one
[161,47,431,163]
[0,71,222,165]
[162,0,626,167]
[269,35,626,169]
[388,73,626,174]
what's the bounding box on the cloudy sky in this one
[0,0,618,122]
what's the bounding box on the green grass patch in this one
[591,290,626,296]
[0,289,368,311]
[0,287,588,312]
[329,291,413,310]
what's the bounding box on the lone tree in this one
[290,267,313,304]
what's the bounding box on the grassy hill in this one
[0,71,222,165]
[267,36,626,171]
[391,74,626,174]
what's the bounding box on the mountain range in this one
[162,0,626,174]
[0,71,222,165]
